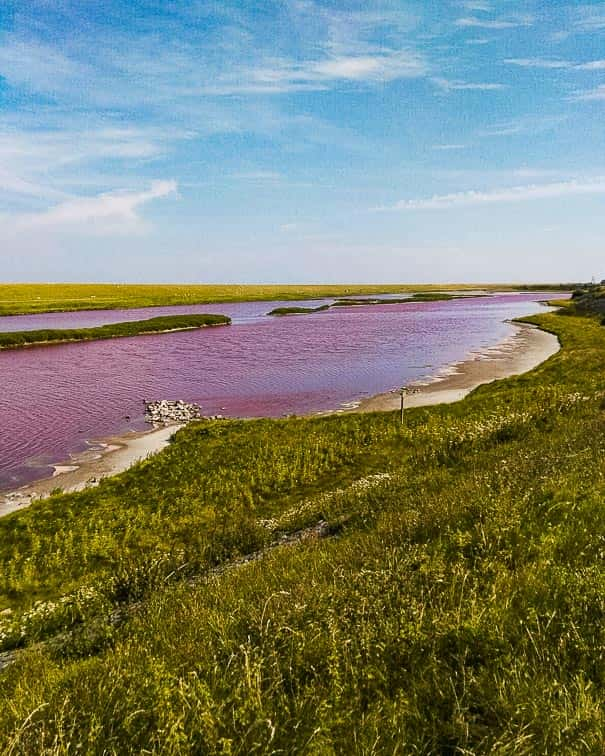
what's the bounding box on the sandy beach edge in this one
[0,320,560,519]
[344,321,560,414]
[0,424,184,518]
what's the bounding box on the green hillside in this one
[1,305,605,752]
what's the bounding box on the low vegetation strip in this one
[0,313,230,349]
[268,293,466,316]
[2,308,605,751]
[0,282,571,315]
[267,304,331,316]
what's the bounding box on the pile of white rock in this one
[144,400,203,425]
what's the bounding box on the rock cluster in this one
[144,400,203,425]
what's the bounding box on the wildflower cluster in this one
[0,585,106,652]
[259,474,392,534]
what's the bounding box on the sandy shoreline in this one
[0,320,560,519]
[349,321,559,413]
[0,424,183,518]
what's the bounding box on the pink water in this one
[0,293,565,490]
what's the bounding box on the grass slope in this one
[0,314,230,349]
[1,308,605,751]
[0,283,570,316]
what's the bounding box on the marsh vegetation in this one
[0,314,230,350]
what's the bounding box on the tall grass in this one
[1,309,605,752]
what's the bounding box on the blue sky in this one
[1,0,604,283]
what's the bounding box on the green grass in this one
[268,293,469,316]
[1,306,605,751]
[408,291,458,301]
[0,282,569,316]
[0,314,230,349]
[570,286,605,316]
[267,304,331,316]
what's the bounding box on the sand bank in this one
[0,424,183,518]
[349,322,559,414]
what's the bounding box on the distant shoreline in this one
[0,320,560,519]
[0,283,571,317]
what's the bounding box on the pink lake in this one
[0,292,566,490]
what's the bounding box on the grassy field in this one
[1,306,605,751]
[0,314,230,350]
[0,282,571,316]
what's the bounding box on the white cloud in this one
[382,178,605,210]
[455,16,533,29]
[456,1,493,11]
[504,58,572,69]
[0,38,90,95]
[203,51,428,95]
[232,171,283,182]
[0,123,188,210]
[433,78,506,91]
[575,6,605,32]
[478,115,567,137]
[433,144,467,150]
[10,181,177,234]
[0,8,428,104]
[572,84,605,101]
[504,58,605,71]
[313,53,422,81]
[0,167,68,201]
[576,60,605,70]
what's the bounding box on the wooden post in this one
[399,386,419,424]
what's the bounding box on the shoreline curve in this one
[346,321,559,413]
[0,321,560,519]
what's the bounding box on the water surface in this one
[0,292,565,490]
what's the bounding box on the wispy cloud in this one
[504,58,572,69]
[576,59,605,70]
[575,5,605,32]
[0,3,428,105]
[455,15,533,29]
[456,1,493,11]
[0,167,68,202]
[10,181,177,234]
[203,50,428,95]
[381,178,605,211]
[433,77,506,92]
[232,171,283,182]
[478,115,568,137]
[432,144,467,150]
[0,123,187,208]
[572,84,605,101]
[505,57,605,71]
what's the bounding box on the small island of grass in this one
[268,305,331,316]
[332,293,460,307]
[0,313,231,350]
[409,292,456,301]
[269,292,473,316]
